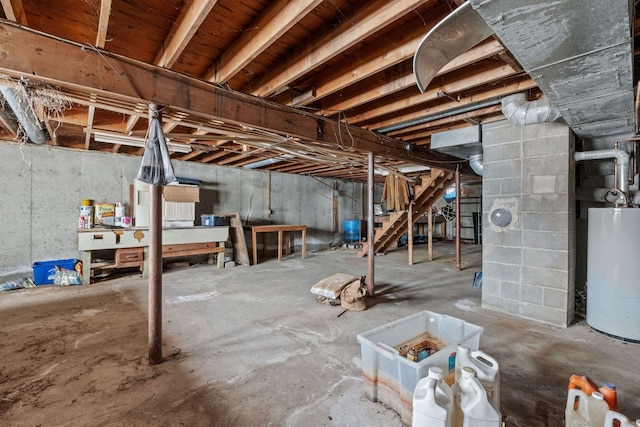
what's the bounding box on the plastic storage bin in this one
[356,310,483,426]
[32,258,79,285]
[200,214,230,227]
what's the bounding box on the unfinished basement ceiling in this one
[0,0,637,181]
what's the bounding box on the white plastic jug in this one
[455,344,500,410]
[451,366,501,427]
[565,389,610,427]
[412,366,453,427]
[604,410,640,427]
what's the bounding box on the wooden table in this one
[250,225,307,265]
[78,226,229,284]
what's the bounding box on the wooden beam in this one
[369,77,537,130]
[0,23,468,171]
[178,149,204,161]
[293,2,452,107]
[200,148,230,163]
[217,152,251,165]
[1,0,27,25]
[84,105,96,149]
[0,105,18,137]
[347,62,517,125]
[154,0,218,68]
[204,0,322,83]
[321,39,504,113]
[96,0,112,48]
[251,0,432,97]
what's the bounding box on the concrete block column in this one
[482,120,575,326]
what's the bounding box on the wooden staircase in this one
[358,169,455,256]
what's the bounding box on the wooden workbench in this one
[77,226,229,283]
[249,224,307,265]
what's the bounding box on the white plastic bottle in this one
[455,344,501,410]
[604,410,640,427]
[565,389,610,427]
[115,201,125,227]
[451,366,501,427]
[412,366,453,427]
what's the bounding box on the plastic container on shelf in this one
[357,311,483,426]
[79,205,94,229]
[568,374,618,411]
[201,214,230,226]
[115,201,125,227]
[455,345,500,411]
[565,389,609,427]
[604,410,640,427]
[412,366,453,427]
[451,367,501,427]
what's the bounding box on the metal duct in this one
[469,153,483,176]
[413,1,495,93]
[376,98,501,133]
[501,92,561,126]
[575,149,629,199]
[468,0,636,143]
[0,85,48,144]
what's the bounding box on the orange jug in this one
[568,375,618,411]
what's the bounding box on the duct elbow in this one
[501,92,561,126]
[469,153,483,176]
[0,85,49,145]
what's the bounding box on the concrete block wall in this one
[0,142,364,276]
[482,120,576,327]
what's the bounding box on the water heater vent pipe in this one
[575,149,629,204]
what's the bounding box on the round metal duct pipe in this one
[469,153,483,176]
[0,85,48,144]
[501,92,561,126]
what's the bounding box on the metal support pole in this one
[367,152,375,297]
[408,198,414,265]
[148,103,163,365]
[455,166,461,271]
[427,205,433,261]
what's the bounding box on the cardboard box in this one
[163,184,200,203]
[164,201,195,221]
[95,203,116,226]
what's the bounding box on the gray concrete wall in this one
[482,120,576,327]
[0,142,365,276]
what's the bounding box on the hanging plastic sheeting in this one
[136,109,177,186]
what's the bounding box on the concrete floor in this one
[1,242,639,426]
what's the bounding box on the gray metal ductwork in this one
[575,149,629,203]
[469,153,483,176]
[468,0,636,142]
[501,92,561,126]
[0,85,48,144]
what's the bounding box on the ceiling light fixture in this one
[242,154,295,169]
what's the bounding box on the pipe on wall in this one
[575,149,629,197]
[576,187,640,205]
[0,85,48,144]
[501,92,561,126]
[575,148,629,205]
